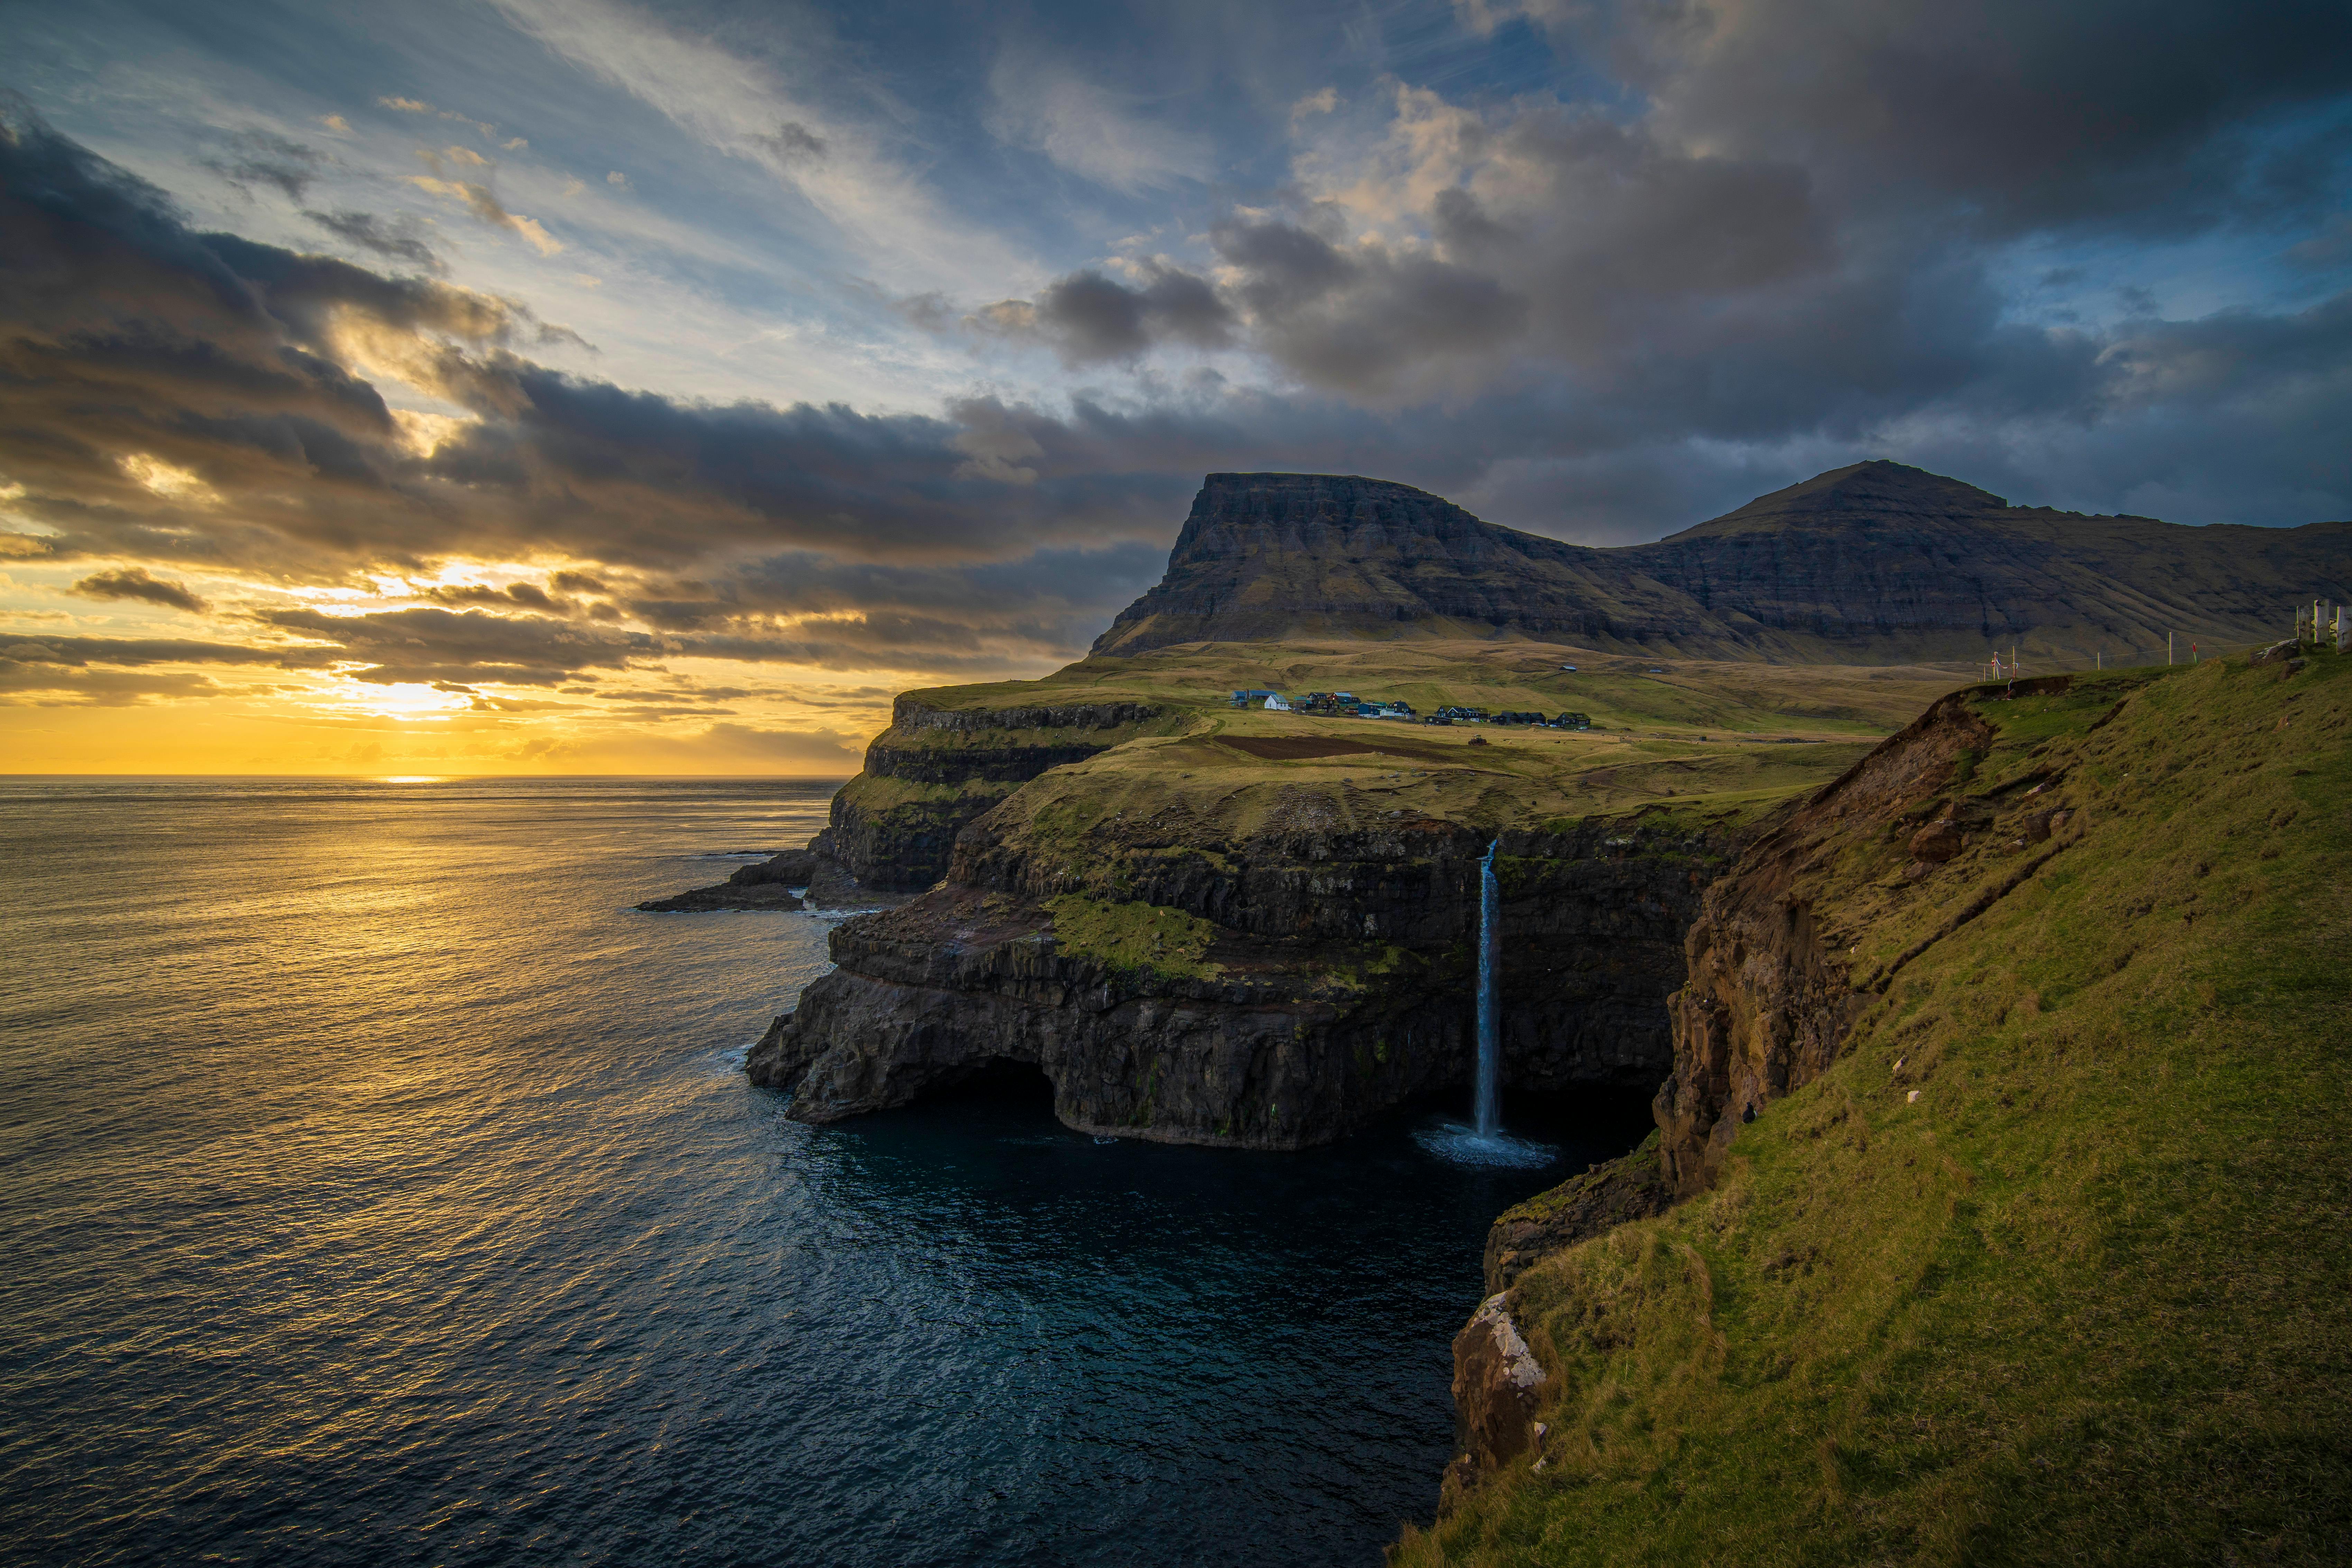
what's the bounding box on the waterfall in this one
[1474,838,1501,1136]
[1411,837,1553,1168]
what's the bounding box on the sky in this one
[2,0,2349,775]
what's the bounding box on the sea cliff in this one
[1409,642,2352,1563]
[750,771,1746,1148]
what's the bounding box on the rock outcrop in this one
[635,881,805,913]
[1654,688,2005,1195]
[1442,1293,1550,1504]
[633,848,819,911]
[1091,465,2351,664]
[1481,1133,1675,1293]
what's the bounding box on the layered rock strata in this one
[820,697,1172,890]
[1092,465,2351,664]
[748,810,1746,1149]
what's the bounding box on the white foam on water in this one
[1414,1119,1559,1169]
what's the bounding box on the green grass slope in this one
[917,638,1960,741]
[1399,645,2352,1566]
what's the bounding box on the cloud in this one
[5,56,2351,748]
[605,169,631,190]
[405,175,563,254]
[0,661,225,706]
[71,567,211,613]
[971,263,1236,364]
[1,635,296,670]
[542,719,865,772]
[986,54,1212,193]
[1512,0,2352,238]
[377,97,434,114]
[200,129,327,200]
[301,208,446,272]
[0,112,1182,579]
[485,0,1030,293]
[257,605,653,684]
[749,121,825,164]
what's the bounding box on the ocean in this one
[0,778,1644,1567]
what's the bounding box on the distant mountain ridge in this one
[1090,462,2352,664]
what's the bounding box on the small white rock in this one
[1907,1089,1921,1103]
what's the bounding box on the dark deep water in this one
[0,778,1649,1567]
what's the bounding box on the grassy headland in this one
[861,640,1970,878]
[1397,644,2352,1565]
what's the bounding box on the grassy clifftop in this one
[910,637,1959,739]
[832,637,1966,891]
[1399,646,2352,1564]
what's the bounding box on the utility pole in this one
[2168,630,2174,666]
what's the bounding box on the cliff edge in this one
[1407,639,2352,1562]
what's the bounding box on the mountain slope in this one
[1091,463,2352,665]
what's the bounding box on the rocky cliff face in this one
[748,804,1748,1149]
[1091,465,2351,663]
[1654,688,2001,1195]
[1441,673,2124,1510]
[818,697,1172,890]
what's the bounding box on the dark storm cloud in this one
[70,567,210,613]
[0,104,1194,608]
[7,0,2352,723]
[1207,216,1528,395]
[1538,0,2352,235]
[976,265,1237,363]
[944,0,2351,511]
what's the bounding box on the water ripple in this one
[0,778,1645,1567]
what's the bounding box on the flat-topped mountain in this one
[1091,462,2352,664]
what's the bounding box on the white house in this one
[1263,694,1291,711]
